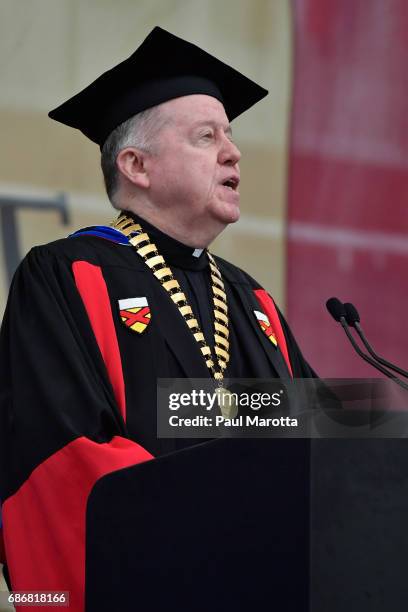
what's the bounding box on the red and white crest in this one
[254,310,277,347]
[119,297,151,334]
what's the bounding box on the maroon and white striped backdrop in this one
[287,0,408,376]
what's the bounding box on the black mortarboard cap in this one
[48,26,268,147]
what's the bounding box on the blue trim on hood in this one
[69,226,130,245]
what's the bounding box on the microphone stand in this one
[343,304,408,379]
[339,317,408,392]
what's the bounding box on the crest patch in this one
[119,297,151,334]
[254,310,278,347]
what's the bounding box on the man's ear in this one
[116,147,150,189]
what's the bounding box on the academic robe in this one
[0,216,315,611]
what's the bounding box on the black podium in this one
[85,438,310,612]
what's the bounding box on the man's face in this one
[145,95,241,232]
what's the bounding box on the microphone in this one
[326,297,346,322]
[343,302,408,379]
[325,297,408,391]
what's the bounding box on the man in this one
[0,27,314,610]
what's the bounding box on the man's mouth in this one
[221,176,240,191]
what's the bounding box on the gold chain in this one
[112,213,230,381]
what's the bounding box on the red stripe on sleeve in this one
[2,437,153,612]
[72,261,126,421]
[254,289,294,378]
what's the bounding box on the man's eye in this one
[201,132,214,139]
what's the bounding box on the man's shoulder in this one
[28,227,137,269]
[211,254,263,290]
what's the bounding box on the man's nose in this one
[218,135,241,166]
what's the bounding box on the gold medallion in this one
[216,387,238,420]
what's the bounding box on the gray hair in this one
[100,105,167,205]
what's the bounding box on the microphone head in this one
[344,302,360,326]
[326,297,346,322]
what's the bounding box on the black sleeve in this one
[0,246,128,500]
[0,246,152,602]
